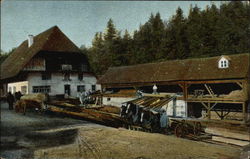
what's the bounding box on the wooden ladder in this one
[204,84,215,98]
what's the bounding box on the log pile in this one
[47,103,126,128]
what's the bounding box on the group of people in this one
[77,89,94,106]
[6,91,23,110]
[120,102,169,133]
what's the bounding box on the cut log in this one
[212,136,250,147]
[205,127,250,141]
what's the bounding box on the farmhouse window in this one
[77,85,85,92]
[42,73,51,80]
[63,73,71,81]
[21,86,27,94]
[92,85,96,92]
[33,86,51,93]
[78,73,83,81]
[81,64,88,72]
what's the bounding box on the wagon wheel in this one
[193,122,202,136]
[175,123,184,138]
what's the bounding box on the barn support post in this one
[207,103,211,120]
[242,102,246,123]
[242,80,249,123]
[100,86,106,106]
[201,102,211,120]
[180,82,189,118]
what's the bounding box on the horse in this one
[14,93,46,115]
[15,99,43,115]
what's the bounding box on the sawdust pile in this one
[226,90,244,99]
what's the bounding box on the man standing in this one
[160,109,168,133]
[7,92,15,110]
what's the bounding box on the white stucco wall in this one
[103,97,136,107]
[27,72,100,97]
[7,81,29,94]
[162,100,186,117]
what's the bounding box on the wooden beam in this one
[208,103,211,120]
[178,84,184,89]
[205,127,250,141]
[212,136,250,147]
[101,78,247,88]
[187,100,244,104]
[210,103,218,110]
[201,102,209,110]
[236,82,243,89]
[186,79,245,84]
[188,97,245,101]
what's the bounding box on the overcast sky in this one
[1,1,222,52]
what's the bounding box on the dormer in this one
[218,56,230,69]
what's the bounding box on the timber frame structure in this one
[98,54,250,123]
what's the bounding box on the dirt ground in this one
[0,101,247,159]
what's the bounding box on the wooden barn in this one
[0,26,100,97]
[98,54,250,123]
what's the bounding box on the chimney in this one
[28,35,34,47]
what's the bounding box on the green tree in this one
[165,7,189,59]
[133,13,165,63]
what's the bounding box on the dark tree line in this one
[85,1,250,75]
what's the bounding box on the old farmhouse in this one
[98,54,250,123]
[0,26,100,97]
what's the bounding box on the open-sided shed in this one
[98,53,250,123]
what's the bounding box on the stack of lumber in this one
[205,127,250,147]
[47,104,126,128]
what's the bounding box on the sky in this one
[1,1,223,52]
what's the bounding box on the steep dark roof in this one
[98,53,250,85]
[1,26,82,80]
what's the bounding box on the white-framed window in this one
[21,86,27,94]
[33,86,50,93]
[77,85,85,92]
[218,57,229,69]
[42,73,51,80]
